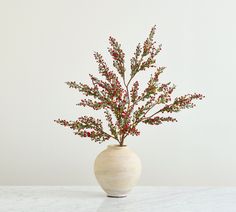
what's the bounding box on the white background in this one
[0,0,235,186]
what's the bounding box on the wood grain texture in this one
[94,145,141,197]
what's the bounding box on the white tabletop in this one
[0,186,236,212]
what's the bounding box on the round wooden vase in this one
[94,145,141,198]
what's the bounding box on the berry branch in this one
[55,26,205,146]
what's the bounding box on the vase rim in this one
[107,144,127,148]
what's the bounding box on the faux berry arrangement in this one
[55,26,204,146]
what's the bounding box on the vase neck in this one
[107,144,128,149]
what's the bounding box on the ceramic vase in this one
[94,144,141,197]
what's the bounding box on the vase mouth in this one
[107,144,127,148]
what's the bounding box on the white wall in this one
[0,0,236,186]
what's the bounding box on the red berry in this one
[112,52,119,59]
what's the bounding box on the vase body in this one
[94,145,141,197]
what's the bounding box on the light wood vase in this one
[94,144,141,198]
